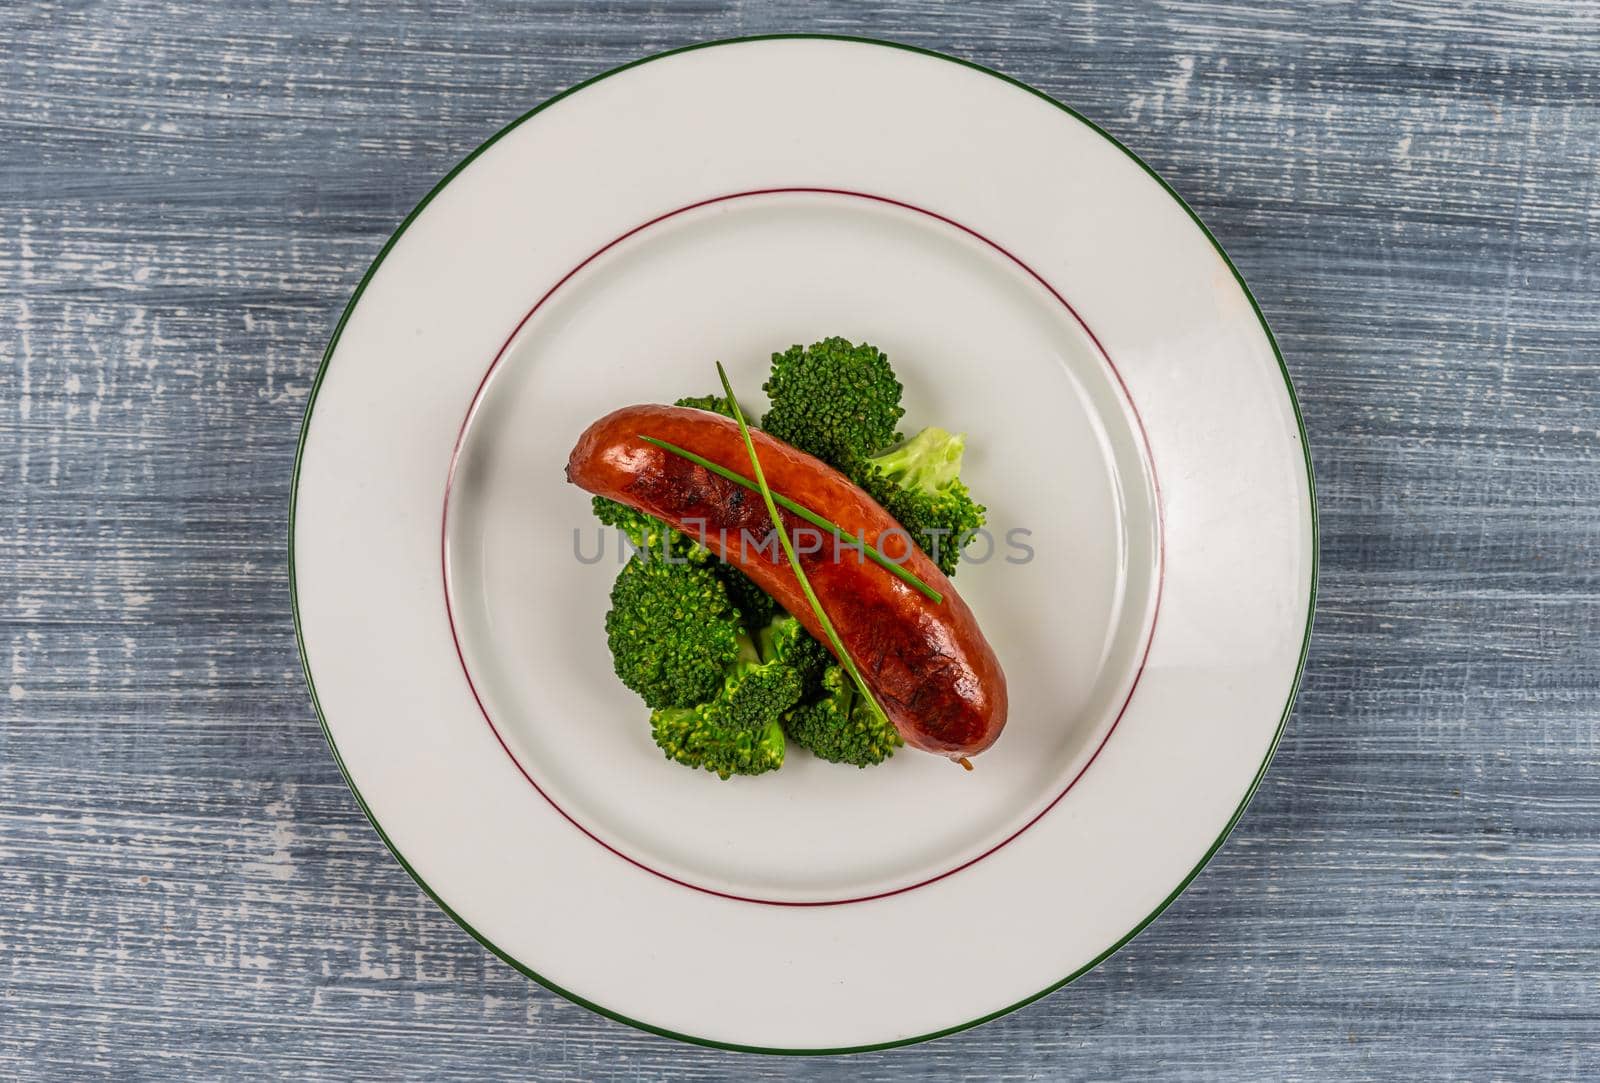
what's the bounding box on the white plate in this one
[292,36,1315,1053]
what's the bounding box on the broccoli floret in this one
[703,631,805,732]
[762,604,900,770]
[650,707,786,779]
[864,423,965,491]
[761,337,904,465]
[784,665,903,768]
[604,555,744,708]
[592,495,708,562]
[592,494,663,551]
[759,614,831,691]
[712,561,776,629]
[646,616,811,779]
[673,393,738,419]
[857,427,987,576]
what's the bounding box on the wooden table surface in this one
[3,2,1596,1078]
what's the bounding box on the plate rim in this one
[289,33,1319,1055]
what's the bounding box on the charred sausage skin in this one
[565,404,1007,758]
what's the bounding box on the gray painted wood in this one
[3,0,1597,1077]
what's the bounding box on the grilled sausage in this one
[566,404,1007,758]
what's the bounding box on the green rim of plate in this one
[288,33,1319,1056]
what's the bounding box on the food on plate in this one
[647,614,826,779]
[759,337,905,466]
[854,426,985,576]
[565,339,1007,778]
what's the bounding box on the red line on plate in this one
[441,187,1167,907]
